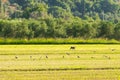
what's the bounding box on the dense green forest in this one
[0,0,120,40]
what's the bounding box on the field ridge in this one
[1,67,120,72]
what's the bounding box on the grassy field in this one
[0,45,120,80]
[0,38,119,44]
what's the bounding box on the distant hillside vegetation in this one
[0,0,120,40]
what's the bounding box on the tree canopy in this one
[0,0,120,40]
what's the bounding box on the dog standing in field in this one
[46,56,48,59]
[77,56,80,58]
[70,46,76,50]
[15,56,18,59]
[30,56,32,59]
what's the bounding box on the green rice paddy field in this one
[0,45,120,80]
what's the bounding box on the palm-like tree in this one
[81,0,85,17]
[0,0,8,15]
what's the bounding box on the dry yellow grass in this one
[0,45,120,80]
[0,70,120,80]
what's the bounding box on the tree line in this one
[0,19,120,40]
[0,0,120,40]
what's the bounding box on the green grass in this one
[0,38,119,44]
[0,45,120,80]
